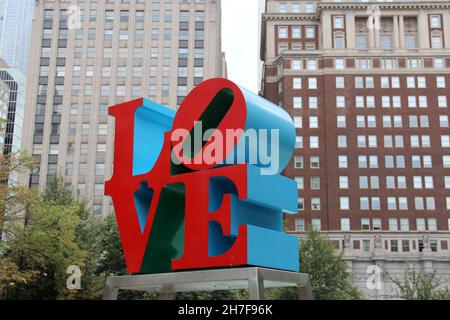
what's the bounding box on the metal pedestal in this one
[103,267,313,300]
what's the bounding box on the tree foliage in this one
[268,229,362,300]
[0,175,87,299]
[0,152,34,239]
[387,266,450,300]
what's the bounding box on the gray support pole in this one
[103,279,119,300]
[248,268,265,300]
[297,277,314,300]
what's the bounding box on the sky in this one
[222,0,262,94]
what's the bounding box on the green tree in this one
[268,229,362,300]
[0,151,34,239]
[0,175,87,300]
[387,266,450,300]
[0,151,35,297]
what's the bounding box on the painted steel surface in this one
[105,78,299,274]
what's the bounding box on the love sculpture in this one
[105,78,299,274]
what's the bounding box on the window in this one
[295,219,305,232]
[293,97,302,109]
[309,116,318,129]
[311,219,321,231]
[439,116,449,128]
[293,78,302,89]
[279,3,287,13]
[417,218,426,231]
[405,35,417,49]
[389,219,398,232]
[295,136,303,149]
[337,116,346,128]
[309,97,320,110]
[362,240,371,252]
[292,26,301,39]
[292,60,302,70]
[380,35,392,49]
[336,77,345,89]
[306,26,315,38]
[294,156,303,169]
[334,16,344,29]
[340,197,349,210]
[311,176,320,189]
[335,58,345,69]
[334,35,345,49]
[435,58,445,68]
[339,176,348,189]
[360,197,369,210]
[428,219,437,232]
[336,96,345,108]
[307,59,317,70]
[431,35,443,48]
[361,219,371,231]
[438,96,447,108]
[338,136,347,148]
[295,177,304,190]
[400,219,410,232]
[390,240,399,252]
[308,78,317,89]
[341,218,350,231]
[311,198,321,210]
[338,155,348,168]
[278,26,288,39]
[310,136,319,148]
[430,15,441,28]
[305,2,314,13]
[445,176,450,189]
[437,76,446,88]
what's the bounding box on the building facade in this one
[0,58,26,185]
[22,0,225,216]
[0,0,35,74]
[261,0,450,298]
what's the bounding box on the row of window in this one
[290,95,448,109]
[334,196,449,211]
[287,57,446,71]
[295,134,450,151]
[296,174,450,192]
[45,6,206,24]
[295,217,450,233]
[278,2,315,14]
[293,155,443,170]
[333,155,450,169]
[34,142,107,157]
[277,25,316,39]
[295,195,449,212]
[294,115,450,130]
[289,75,447,90]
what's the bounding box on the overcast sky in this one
[222,0,262,94]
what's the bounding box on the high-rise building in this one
[0,0,35,74]
[22,0,225,216]
[261,0,450,298]
[0,58,26,185]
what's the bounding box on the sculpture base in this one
[103,267,313,300]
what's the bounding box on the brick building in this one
[261,0,450,298]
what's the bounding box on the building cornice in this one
[262,13,319,22]
[318,1,450,11]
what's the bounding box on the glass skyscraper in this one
[0,0,34,74]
